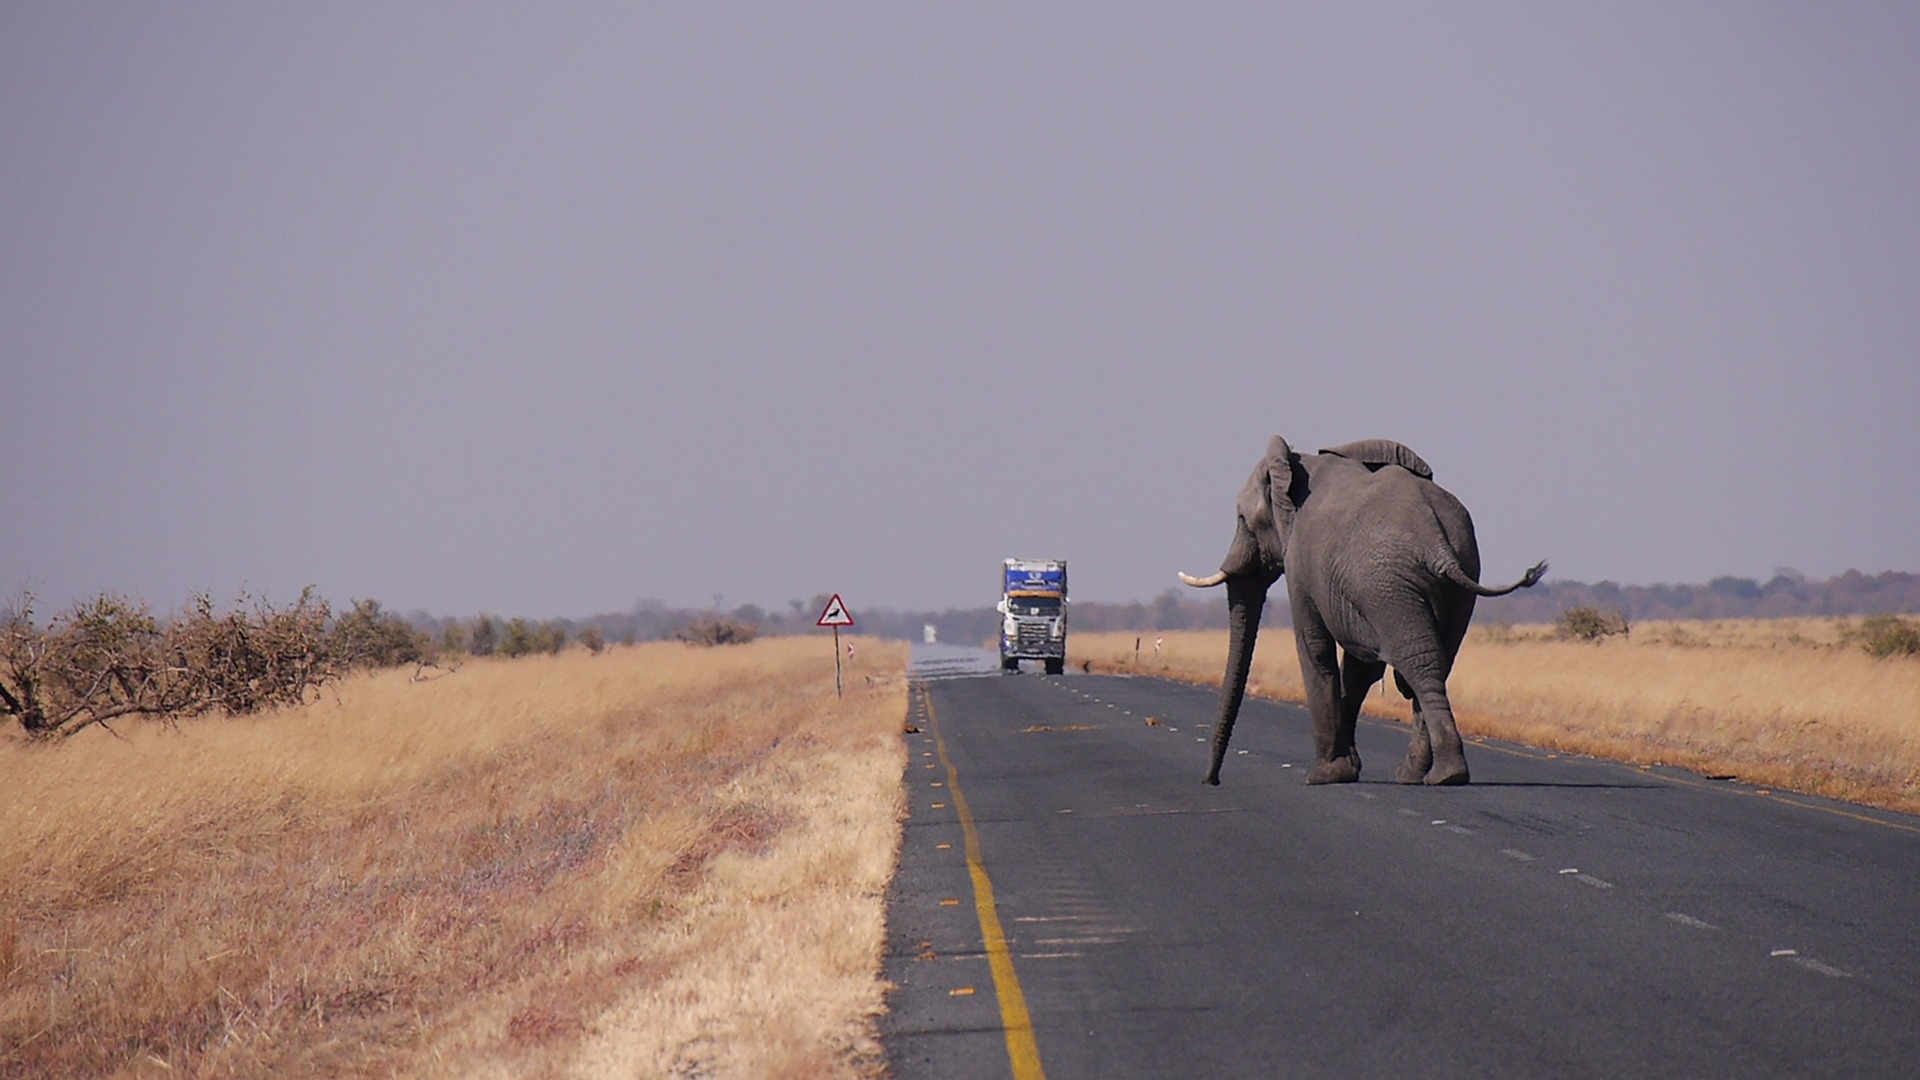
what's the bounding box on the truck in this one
[997,558,1068,674]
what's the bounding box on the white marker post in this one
[816,593,855,698]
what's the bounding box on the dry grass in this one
[1073,619,1920,814]
[0,635,908,1079]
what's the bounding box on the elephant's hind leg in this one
[1400,665,1471,785]
[1391,670,1433,785]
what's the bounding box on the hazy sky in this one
[5,5,1917,618]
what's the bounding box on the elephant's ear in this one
[1224,435,1295,576]
[1319,438,1433,480]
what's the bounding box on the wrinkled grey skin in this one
[1186,436,1546,787]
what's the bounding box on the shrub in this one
[173,590,335,716]
[500,617,536,658]
[469,615,499,657]
[496,618,567,659]
[1844,615,1920,658]
[1,590,336,739]
[1558,606,1629,642]
[328,598,427,670]
[578,626,605,655]
[674,616,758,647]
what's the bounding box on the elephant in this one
[1179,436,1546,787]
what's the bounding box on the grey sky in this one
[4,5,1917,618]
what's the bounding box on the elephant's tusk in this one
[1178,570,1228,588]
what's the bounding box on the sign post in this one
[816,594,855,698]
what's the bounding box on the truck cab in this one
[999,558,1068,674]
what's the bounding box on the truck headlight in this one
[1004,616,1018,637]
[1050,619,1064,638]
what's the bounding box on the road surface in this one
[883,648,1920,1078]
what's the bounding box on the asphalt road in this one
[882,648,1920,1079]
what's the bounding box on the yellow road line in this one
[1657,771,1920,835]
[920,681,1047,1080]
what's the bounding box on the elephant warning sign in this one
[816,594,854,627]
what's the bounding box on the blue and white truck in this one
[998,558,1068,674]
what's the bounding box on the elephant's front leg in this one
[1335,653,1384,770]
[1296,627,1359,784]
[1391,669,1433,785]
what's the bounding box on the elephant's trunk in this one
[1179,570,1229,588]
[1204,577,1266,785]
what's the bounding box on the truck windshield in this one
[1009,596,1061,615]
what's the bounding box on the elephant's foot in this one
[1305,756,1360,785]
[1396,743,1433,785]
[1424,758,1471,786]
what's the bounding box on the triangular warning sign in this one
[816,594,854,628]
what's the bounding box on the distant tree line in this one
[14,570,1913,738]
[403,597,820,656]
[841,590,1247,647]
[639,570,1920,646]
[524,570,1920,650]
[1475,570,1920,625]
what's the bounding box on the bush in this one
[500,617,535,658]
[1,590,336,739]
[328,599,427,670]
[674,616,758,647]
[1558,606,1629,642]
[495,618,568,658]
[174,590,336,716]
[579,626,606,655]
[495,619,567,658]
[468,615,498,657]
[1845,615,1920,658]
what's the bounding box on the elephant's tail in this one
[1434,555,1548,597]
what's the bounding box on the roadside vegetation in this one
[1072,618,1920,815]
[0,590,646,741]
[1,636,907,1078]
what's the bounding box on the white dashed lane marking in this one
[1787,956,1852,978]
[1046,677,1879,990]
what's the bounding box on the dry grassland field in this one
[9,617,1916,1078]
[0,637,907,1079]
[1074,619,1920,815]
